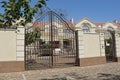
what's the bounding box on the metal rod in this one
[75,30,79,66]
[50,11,54,67]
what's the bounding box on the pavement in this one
[0,62,120,80]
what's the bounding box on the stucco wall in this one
[118,37,120,57]
[83,33,101,57]
[116,33,120,57]
[0,30,17,61]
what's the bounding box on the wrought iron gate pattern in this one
[25,11,76,70]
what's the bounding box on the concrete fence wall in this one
[1,26,120,73]
[0,26,25,73]
[0,30,17,61]
[77,30,106,67]
[83,33,101,57]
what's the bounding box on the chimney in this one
[70,18,74,23]
[113,20,118,23]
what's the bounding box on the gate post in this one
[16,26,25,71]
[75,30,85,66]
[115,32,120,62]
[99,32,105,56]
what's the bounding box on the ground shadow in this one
[40,72,89,80]
[97,73,120,80]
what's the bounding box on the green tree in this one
[25,27,41,45]
[0,0,49,45]
[0,0,48,27]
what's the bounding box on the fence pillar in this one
[99,32,105,56]
[77,30,85,58]
[76,30,85,66]
[115,32,120,62]
[16,26,25,70]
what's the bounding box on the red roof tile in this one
[32,21,120,29]
[116,23,120,28]
[95,23,104,27]
[32,21,75,28]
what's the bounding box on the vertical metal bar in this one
[50,11,54,67]
[112,31,116,61]
[24,29,27,70]
[48,13,51,67]
[73,31,76,65]
[75,30,79,66]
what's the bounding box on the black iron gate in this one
[105,30,116,62]
[25,11,77,70]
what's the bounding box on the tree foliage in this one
[25,28,41,45]
[0,0,48,27]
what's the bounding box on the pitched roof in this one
[76,17,120,29]
[32,21,75,28]
[95,22,120,28]
[95,23,104,26]
[67,22,75,27]
[116,23,120,28]
[32,18,120,29]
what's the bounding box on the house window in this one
[63,29,70,33]
[82,23,90,32]
[46,25,58,34]
[107,26,114,32]
[52,25,58,34]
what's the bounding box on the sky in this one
[0,0,120,23]
[46,0,120,23]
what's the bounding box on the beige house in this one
[29,21,75,50]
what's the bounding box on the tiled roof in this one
[32,19,120,29]
[32,21,75,28]
[32,22,46,28]
[95,23,104,26]
[76,17,120,28]
[67,22,75,27]
[116,23,120,28]
[95,22,120,28]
